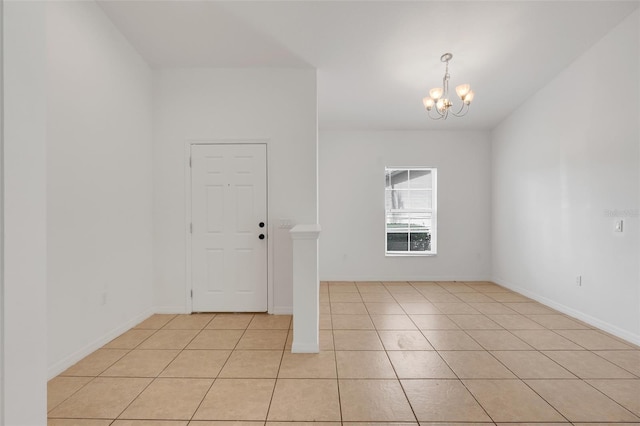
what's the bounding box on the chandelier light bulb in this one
[436,98,445,111]
[423,97,435,110]
[429,87,443,100]
[455,84,471,99]
[463,90,475,104]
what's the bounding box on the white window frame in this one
[385,167,437,256]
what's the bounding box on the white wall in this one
[492,10,640,344]
[46,1,154,377]
[1,1,4,419]
[319,130,492,281]
[153,68,317,314]
[2,1,48,423]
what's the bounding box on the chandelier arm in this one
[450,110,469,118]
[426,107,446,120]
[449,103,470,117]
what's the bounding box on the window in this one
[385,167,437,255]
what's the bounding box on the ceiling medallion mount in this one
[440,52,453,62]
[423,52,474,120]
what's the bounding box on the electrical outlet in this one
[614,220,623,233]
[576,276,582,287]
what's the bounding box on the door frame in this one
[185,139,272,314]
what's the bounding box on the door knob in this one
[259,222,265,228]
[259,234,265,240]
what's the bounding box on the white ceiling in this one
[98,1,638,130]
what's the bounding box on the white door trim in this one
[185,139,272,314]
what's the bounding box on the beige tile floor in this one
[48,281,640,425]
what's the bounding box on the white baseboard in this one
[493,276,640,347]
[154,306,190,314]
[291,342,319,353]
[158,305,291,315]
[319,276,492,282]
[271,306,293,315]
[47,307,154,379]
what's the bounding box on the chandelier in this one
[422,53,474,120]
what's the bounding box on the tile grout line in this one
[467,339,572,423]
[47,317,172,417]
[589,350,640,378]
[576,376,640,421]
[189,313,263,422]
[174,316,223,424]
[49,347,132,414]
[326,286,345,424]
[427,283,637,423]
[411,282,496,424]
[534,350,581,379]
[148,317,205,376]
[47,376,98,416]
[121,314,237,422]
[48,285,640,424]
[366,282,420,424]
[111,315,201,422]
[516,377,576,423]
[188,313,258,423]
[262,317,290,424]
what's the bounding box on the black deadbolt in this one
[259,222,265,228]
[259,234,265,240]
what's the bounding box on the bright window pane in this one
[408,170,432,189]
[409,190,431,209]
[392,189,410,209]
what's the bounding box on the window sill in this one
[385,252,437,257]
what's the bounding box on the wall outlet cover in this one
[614,220,623,232]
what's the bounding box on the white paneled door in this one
[191,144,267,312]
